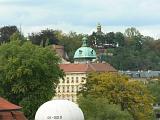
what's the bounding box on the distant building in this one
[54,37,117,103]
[52,44,69,64]
[119,70,160,81]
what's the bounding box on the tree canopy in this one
[0,26,19,43]
[29,29,59,47]
[78,95,133,120]
[79,72,155,120]
[0,39,64,119]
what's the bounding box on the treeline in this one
[0,25,159,70]
[92,28,160,71]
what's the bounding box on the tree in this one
[29,29,59,47]
[10,31,27,42]
[0,25,19,43]
[58,31,83,62]
[0,40,64,119]
[78,95,133,120]
[124,27,141,38]
[80,72,154,120]
[147,79,160,104]
[115,32,125,47]
[106,32,116,45]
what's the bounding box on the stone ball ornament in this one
[35,100,84,120]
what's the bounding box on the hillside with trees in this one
[89,27,160,70]
[0,25,159,120]
[0,25,159,71]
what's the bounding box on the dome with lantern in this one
[74,37,97,63]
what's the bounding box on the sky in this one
[0,0,160,39]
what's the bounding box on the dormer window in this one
[91,50,94,54]
[79,50,82,54]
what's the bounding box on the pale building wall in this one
[54,72,86,103]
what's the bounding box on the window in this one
[71,79,74,83]
[91,50,94,54]
[67,86,70,92]
[62,86,65,92]
[71,86,74,92]
[81,77,85,83]
[66,77,69,83]
[76,77,78,83]
[79,50,82,54]
[58,86,60,92]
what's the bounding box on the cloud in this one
[0,0,160,38]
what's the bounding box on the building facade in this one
[54,37,117,103]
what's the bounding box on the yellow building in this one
[54,37,116,102]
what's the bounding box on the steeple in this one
[97,23,101,33]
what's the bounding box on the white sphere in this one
[35,100,84,120]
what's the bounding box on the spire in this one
[97,23,101,33]
[82,37,88,47]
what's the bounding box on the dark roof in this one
[59,63,117,73]
[119,71,160,78]
[0,97,21,112]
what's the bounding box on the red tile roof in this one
[0,97,21,111]
[0,97,27,120]
[59,63,117,73]
[0,111,27,120]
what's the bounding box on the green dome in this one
[74,37,97,60]
[74,47,96,59]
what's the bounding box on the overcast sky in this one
[0,0,160,39]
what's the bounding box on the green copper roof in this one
[74,37,97,59]
[82,37,88,47]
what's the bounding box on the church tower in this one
[97,23,102,33]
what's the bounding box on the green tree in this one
[78,95,133,120]
[0,40,64,119]
[124,27,141,38]
[80,72,154,120]
[10,31,27,42]
[29,29,59,47]
[106,32,116,45]
[115,32,125,47]
[147,79,160,104]
[0,25,19,43]
[58,31,83,62]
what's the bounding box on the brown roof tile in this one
[0,111,27,120]
[0,97,21,111]
[90,63,117,72]
[0,97,27,120]
[59,63,117,73]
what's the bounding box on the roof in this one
[0,97,21,112]
[74,47,97,59]
[0,97,27,120]
[59,63,117,73]
[74,37,97,59]
[119,71,160,78]
[0,111,27,120]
